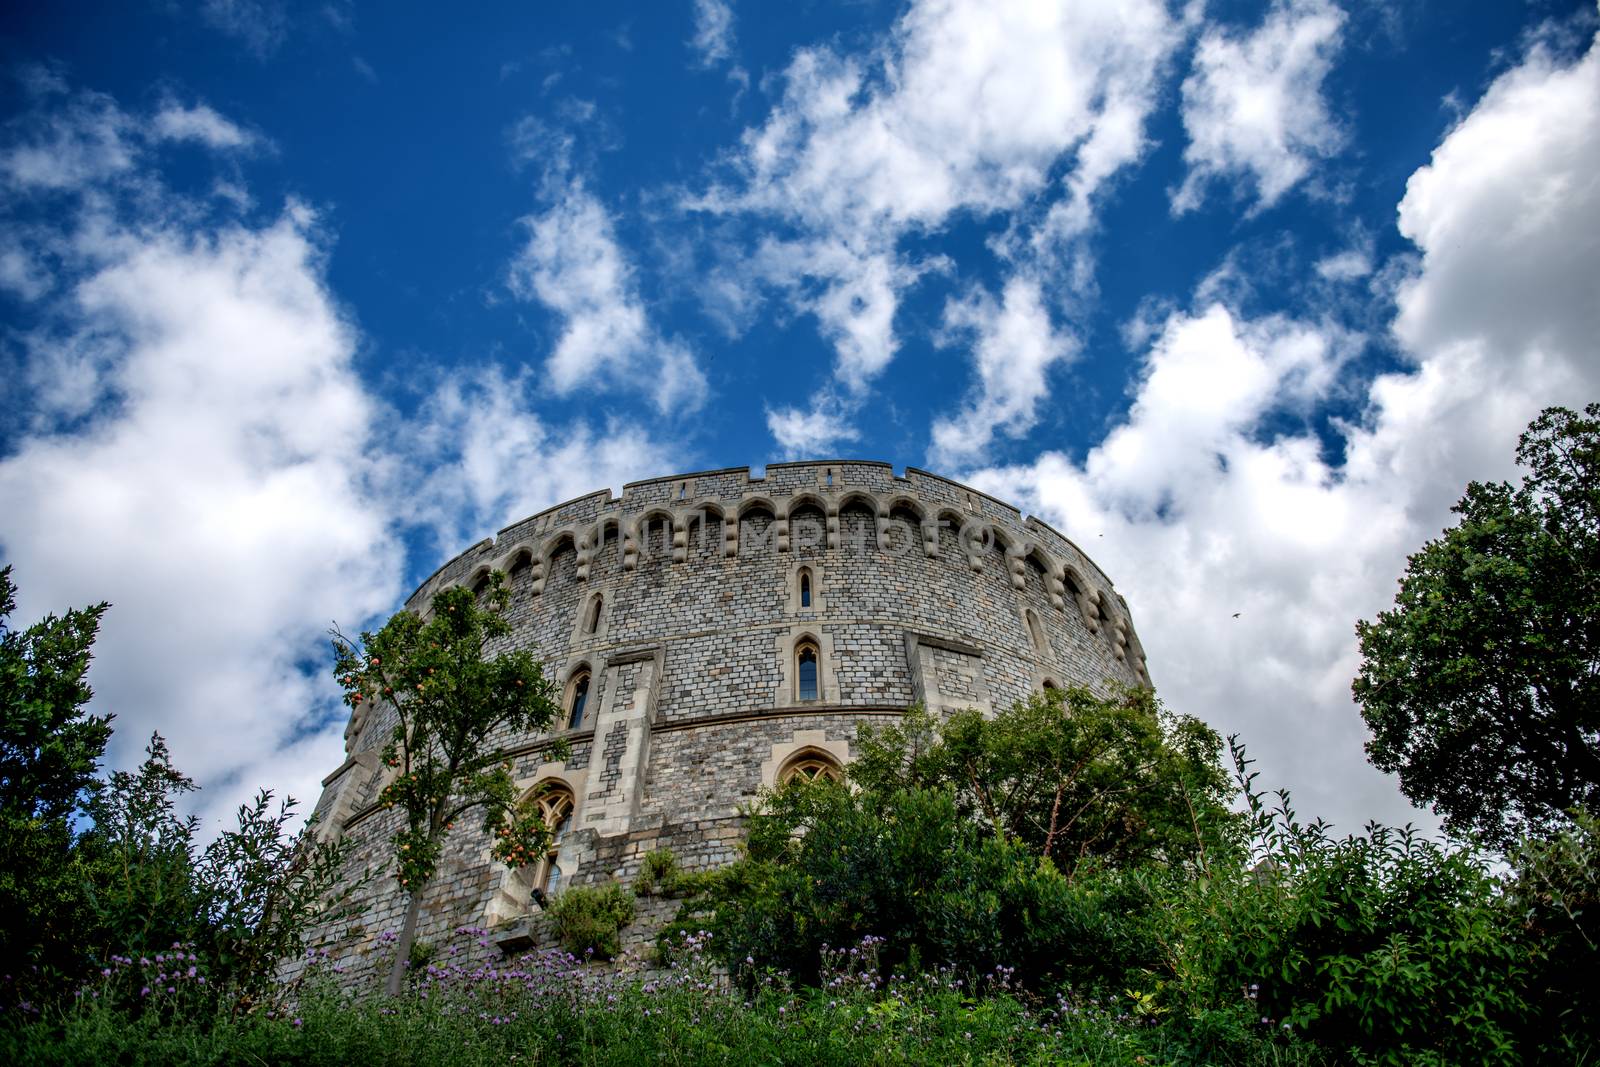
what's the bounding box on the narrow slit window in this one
[799,570,812,608]
[568,671,590,729]
[586,593,603,634]
[797,641,819,702]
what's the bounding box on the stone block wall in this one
[301,461,1150,983]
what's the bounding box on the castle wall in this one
[303,461,1149,983]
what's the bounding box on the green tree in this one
[0,564,114,995]
[331,573,564,994]
[1354,404,1600,847]
[849,688,1239,878]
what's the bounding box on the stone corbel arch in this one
[535,530,579,597]
[1061,565,1099,631]
[958,516,992,572]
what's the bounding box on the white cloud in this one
[0,80,137,191]
[929,275,1077,468]
[407,366,678,554]
[689,0,736,69]
[765,401,860,459]
[0,82,684,839]
[694,0,1179,444]
[0,79,257,197]
[963,19,1600,835]
[199,0,289,57]
[1173,0,1346,214]
[508,177,707,414]
[1315,247,1372,282]
[152,102,258,149]
[0,201,402,836]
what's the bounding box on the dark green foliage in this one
[632,848,714,899]
[331,573,565,992]
[1355,403,1600,847]
[73,733,363,1012]
[677,777,1168,995]
[849,688,1240,878]
[0,565,359,1014]
[2,926,1329,1067]
[77,734,204,961]
[545,883,635,960]
[1171,743,1532,1066]
[0,565,114,996]
[1503,812,1600,1062]
[687,698,1599,1065]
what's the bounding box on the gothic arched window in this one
[799,568,813,608]
[567,669,591,729]
[585,593,603,634]
[796,640,819,702]
[779,749,842,785]
[525,784,575,900]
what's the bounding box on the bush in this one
[1166,741,1538,1066]
[677,777,1169,995]
[546,882,635,960]
[633,848,715,899]
[2,925,1324,1067]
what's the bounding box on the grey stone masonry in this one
[300,461,1150,985]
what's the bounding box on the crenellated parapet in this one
[407,461,1143,676]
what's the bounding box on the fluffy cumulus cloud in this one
[965,20,1600,834]
[508,120,707,415]
[929,275,1077,469]
[1173,0,1346,214]
[0,81,680,834]
[765,401,860,458]
[695,0,1179,446]
[0,201,399,833]
[406,365,675,554]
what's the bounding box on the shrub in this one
[633,848,716,899]
[546,883,635,960]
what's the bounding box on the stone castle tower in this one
[308,460,1148,968]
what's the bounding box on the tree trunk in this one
[386,889,424,996]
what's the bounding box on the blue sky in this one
[2,0,1597,837]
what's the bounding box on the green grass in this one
[6,930,1321,1067]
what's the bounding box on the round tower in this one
[308,461,1149,966]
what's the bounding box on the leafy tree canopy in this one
[1355,403,1600,847]
[849,687,1240,877]
[0,564,114,985]
[331,572,565,993]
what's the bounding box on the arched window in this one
[472,574,491,599]
[799,568,813,608]
[1041,678,1060,695]
[527,784,575,900]
[779,749,842,785]
[796,640,819,702]
[1025,608,1048,656]
[567,670,591,729]
[585,593,603,634]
